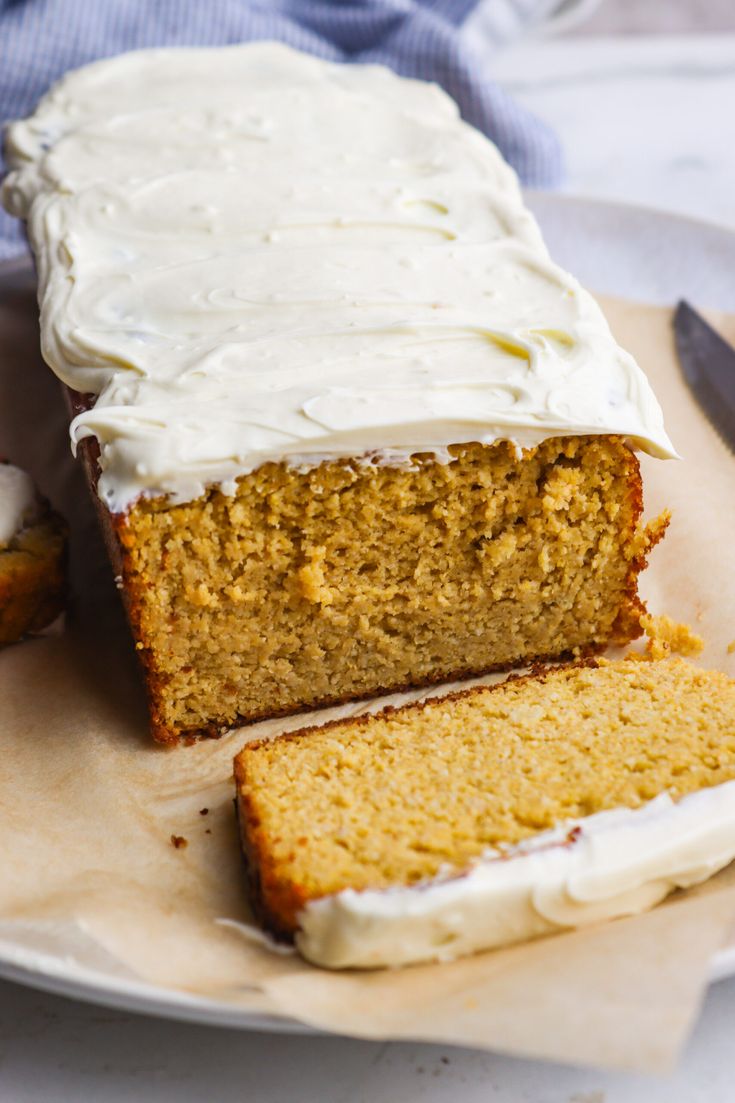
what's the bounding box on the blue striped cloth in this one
[0,0,563,260]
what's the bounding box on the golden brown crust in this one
[68,392,173,741]
[233,763,309,942]
[609,455,669,644]
[610,448,646,643]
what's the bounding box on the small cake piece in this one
[234,658,735,968]
[0,462,66,646]
[639,613,705,659]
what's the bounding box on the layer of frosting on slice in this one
[297,780,735,969]
[2,43,676,512]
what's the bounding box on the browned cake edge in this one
[233,658,609,940]
[68,387,664,746]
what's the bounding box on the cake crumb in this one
[199,807,209,816]
[638,613,704,661]
[296,546,334,606]
[631,509,670,560]
[728,641,735,655]
[170,834,188,849]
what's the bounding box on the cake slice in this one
[234,658,735,968]
[0,462,66,646]
[2,44,676,741]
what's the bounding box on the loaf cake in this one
[0,462,66,646]
[1,44,675,742]
[234,658,735,968]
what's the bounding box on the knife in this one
[674,300,735,454]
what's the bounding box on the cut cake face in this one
[114,435,663,740]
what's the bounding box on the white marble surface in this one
[2,972,735,1103]
[487,34,735,230]
[4,28,735,1103]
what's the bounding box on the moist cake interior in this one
[118,435,653,741]
[236,659,735,933]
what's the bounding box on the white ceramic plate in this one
[1,192,734,1027]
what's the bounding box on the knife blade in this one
[674,300,735,454]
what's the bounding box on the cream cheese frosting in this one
[297,780,735,969]
[2,43,675,512]
[0,463,38,548]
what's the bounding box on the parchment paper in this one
[1,285,734,1074]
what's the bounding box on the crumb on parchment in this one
[170,834,188,850]
[635,614,705,661]
[728,641,735,655]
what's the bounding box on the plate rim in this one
[525,188,735,242]
[0,939,313,1033]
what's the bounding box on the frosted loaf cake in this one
[1,44,676,741]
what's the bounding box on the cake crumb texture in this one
[115,436,660,742]
[235,658,735,936]
[639,613,705,660]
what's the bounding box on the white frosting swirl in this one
[2,43,676,511]
[297,781,735,969]
[0,464,38,548]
